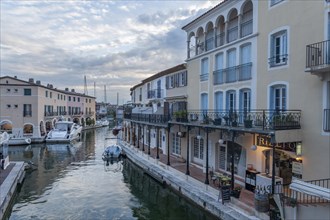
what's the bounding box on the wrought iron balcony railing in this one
[127,113,170,124]
[306,40,330,69]
[213,62,252,85]
[124,109,301,131]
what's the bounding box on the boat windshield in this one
[55,123,68,131]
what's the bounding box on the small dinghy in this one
[102,144,122,161]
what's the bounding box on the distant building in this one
[0,76,96,142]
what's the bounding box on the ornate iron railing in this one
[306,40,330,69]
[124,109,301,130]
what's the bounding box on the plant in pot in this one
[231,186,242,198]
[244,114,253,128]
[174,110,187,122]
[213,115,222,125]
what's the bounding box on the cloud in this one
[0,0,218,104]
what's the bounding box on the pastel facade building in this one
[123,0,330,217]
[0,76,96,142]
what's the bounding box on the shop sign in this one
[292,161,303,175]
[256,135,297,153]
[256,135,272,147]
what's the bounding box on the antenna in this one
[94,82,96,99]
[104,85,107,103]
[84,75,88,95]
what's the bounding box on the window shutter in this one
[183,71,187,86]
[166,76,169,89]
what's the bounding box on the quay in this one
[120,141,268,220]
[0,162,25,220]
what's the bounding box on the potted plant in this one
[174,110,188,122]
[213,115,222,125]
[244,114,253,128]
[231,186,242,198]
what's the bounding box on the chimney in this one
[36,80,41,85]
[50,84,53,89]
[28,78,34,83]
[65,88,69,91]
[71,89,75,92]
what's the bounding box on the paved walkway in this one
[121,141,268,220]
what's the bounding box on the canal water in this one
[2,127,219,220]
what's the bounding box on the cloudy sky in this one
[1,0,219,104]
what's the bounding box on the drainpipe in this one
[205,127,209,185]
[186,126,190,175]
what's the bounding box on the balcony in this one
[124,109,301,131]
[213,62,252,85]
[126,113,170,125]
[147,89,164,99]
[181,109,301,130]
[200,73,209,81]
[306,40,330,73]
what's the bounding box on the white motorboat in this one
[0,131,10,146]
[46,121,82,143]
[8,137,32,146]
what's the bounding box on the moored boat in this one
[8,137,32,146]
[46,121,82,143]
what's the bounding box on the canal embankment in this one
[120,142,267,220]
[0,162,25,220]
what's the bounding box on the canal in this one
[2,126,219,220]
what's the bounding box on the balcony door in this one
[201,93,208,119]
[157,80,161,98]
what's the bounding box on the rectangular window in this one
[69,96,71,101]
[45,91,48,97]
[270,30,287,67]
[193,137,204,160]
[50,92,52,98]
[171,133,181,155]
[23,104,32,117]
[78,97,80,102]
[24,89,31,96]
[218,146,227,170]
[201,58,209,81]
[139,88,142,101]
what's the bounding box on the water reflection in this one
[123,159,219,220]
[2,127,219,220]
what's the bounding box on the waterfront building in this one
[0,76,96,142]
[123,0,330,218]
[125,64,187,158]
